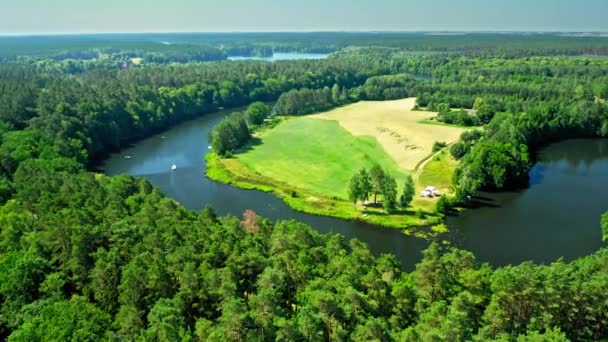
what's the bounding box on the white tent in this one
[422,186,441,197]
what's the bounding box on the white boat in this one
[171,164,177,171]
[208,145,212,150]
[124,155,132,159]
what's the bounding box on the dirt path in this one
[413,148,446,182]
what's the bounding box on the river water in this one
[446,139,605,266]
[102,108,606,270]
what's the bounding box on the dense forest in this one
[417,57,608,200]
[0,34,607,340]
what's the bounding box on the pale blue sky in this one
[1,0,607,34]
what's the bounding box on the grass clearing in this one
[237,118,407,198]
[413,150,459,210]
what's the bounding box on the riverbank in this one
[206,151,454,235]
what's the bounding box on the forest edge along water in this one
[102,107,606,271]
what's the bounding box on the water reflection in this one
[447,139,606,266]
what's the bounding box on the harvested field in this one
[309,98,465,170]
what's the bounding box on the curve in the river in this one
[103,108,606,270]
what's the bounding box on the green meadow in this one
[237,118,408,199]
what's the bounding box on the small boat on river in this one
[171,164,177,171]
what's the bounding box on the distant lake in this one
[227,52,329,61]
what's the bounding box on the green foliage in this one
[438,109,481,126]
[274,86,344,116]
[602,212,608,243]
[400,175,415,208]
[274,74,417,117]
[452,129,484,160]
[473,97,498,124]
[370,164,385,204]
[348,172,363,207]
[416,209,425,219]
[601,121,608,137]
[432,141,448,152]
[450,141,468,159]
[454,142,530,198]
[380,174,398,210]
[359,74,416,100]
[0,252,48,329]
[212,112,251,156]
[435,196,451,214]
[245,101,271,126]
[8,297,111,341]
[350,166,397,211]
[366,164,399,210]
[358,168,372,204]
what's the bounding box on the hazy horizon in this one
[2,0,608,35]
[2,30,608,38]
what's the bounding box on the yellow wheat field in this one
[309,98,465,170]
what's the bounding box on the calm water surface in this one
[103,108,606,269]
[227,52,328,62]
[447,139,606,265]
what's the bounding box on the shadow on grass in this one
[361,207,431,217]
[234,137,263,154]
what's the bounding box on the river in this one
[102,109,606,270]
